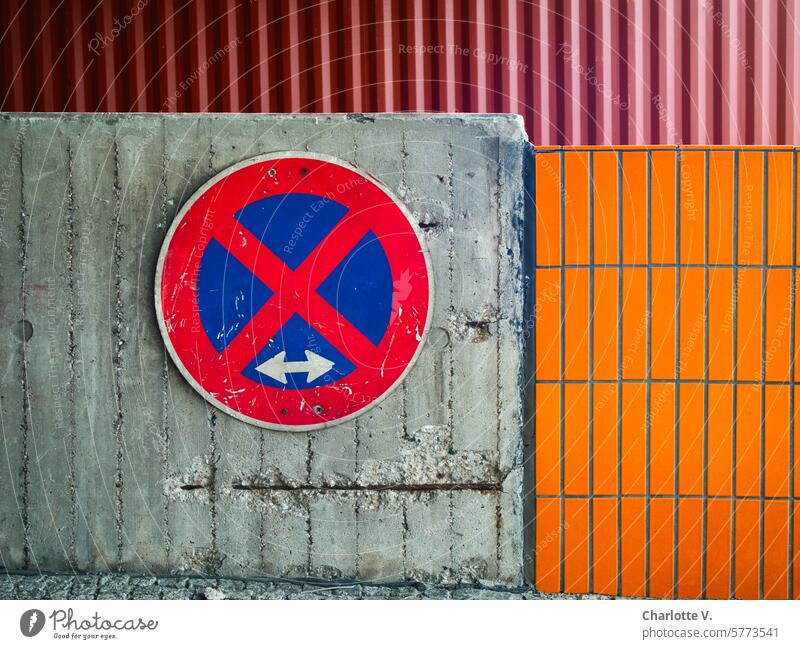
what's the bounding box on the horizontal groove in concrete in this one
[229,483,505,493]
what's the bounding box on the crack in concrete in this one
[111,135,126,569]
[229,483,504,493]
[17,119,31,570]
[64,136,79,571]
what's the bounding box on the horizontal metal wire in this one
[535,379,800,386]
[535,494,800,502]
[536,264,800,270]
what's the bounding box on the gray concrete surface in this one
[0,113,529,587]
[1,572,605,600]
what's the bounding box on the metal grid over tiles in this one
[533,146,800,599]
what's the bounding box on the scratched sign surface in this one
[156,152,433,430]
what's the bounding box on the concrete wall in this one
[0,113,528,585]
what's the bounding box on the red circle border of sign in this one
[155,151,434,432]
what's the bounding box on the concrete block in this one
[0,119,27,572]
[0,113,529,586]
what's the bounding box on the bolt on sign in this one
[533,146,800,600]
[156,152,433,431]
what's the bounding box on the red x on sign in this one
[156,152,433,431]
[207,200,381,373]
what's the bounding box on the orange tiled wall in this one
[533,147,800,599]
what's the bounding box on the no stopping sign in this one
[155,152,433,431]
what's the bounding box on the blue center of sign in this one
[240,314,357,389]
[196,192,394,389]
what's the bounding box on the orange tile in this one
[764,386,790,498]
[649,498,674,598]
[564,152,590,265]
[796,159,800,265]
[593,268,619,380]
[679,267,705,380]
[707,269,735,380]
[532,148,799,598]
[706,499,733,599]
[536,153,562,265]
[535,383,561,495]
[680,150,705,265]
[677,499,703,598]
[736,269,763,381]
[708,151,734,265]
[795,272,800,382]
[621,268,647,379]
[621,383,647,494]
[708,385,734,497]
[534,497,562,593]
[620,498,647,597]
[536,268,561,380]
[763,500,789,599]
[593,384,619,496]
[795,387,800,498]
[764,270,792,382]
[564,384,589,495]
[592,498,618,595]
[621,151,648,265]
[593,151,619,265]
[789,270,800,381]
[733,499,760,599]
[564,269,589,380]
[650,383,676,496]
[651,267,676,379]
[678,383,704,496]
[767,152,793,266]
[563,498,589,594]
[651,150,677,265]
[794,503,800,599]
[736,385,761,498]
[737,151,765,266]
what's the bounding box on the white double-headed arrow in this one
[254,350,335,384]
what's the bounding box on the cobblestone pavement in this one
[0,573,607,600]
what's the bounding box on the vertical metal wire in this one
[789,149,798,599]
[645,151,653,598]
[617,150,624,597]
[702,150,710,599]
[730,150,740,599]
[759,151,769,600]
[559,148,566,593]
[529,149,537,588]
[588,150,595,594]
[673,149,682,599]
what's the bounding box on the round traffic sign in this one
[156,152,433,431]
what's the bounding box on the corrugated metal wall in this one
[3,0,800,145]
